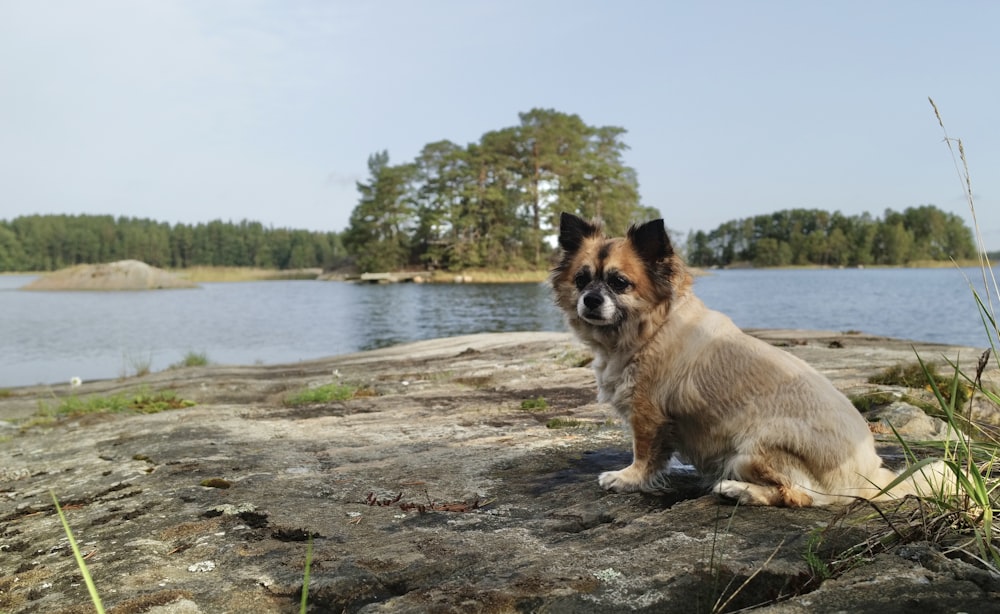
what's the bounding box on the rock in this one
[21,260,198,291]
[0,331,997,613]
[872,401,954,440]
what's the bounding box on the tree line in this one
[343,108,657,272]
[0,214,347,272]
[685,205,977,268]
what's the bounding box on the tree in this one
[343,151,418,272]
[560,124,641,237]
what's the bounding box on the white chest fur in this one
[591,351,637,417]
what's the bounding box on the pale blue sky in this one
[3,1,999,248]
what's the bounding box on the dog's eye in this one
[607,273,631,294]
[574,270,591,290]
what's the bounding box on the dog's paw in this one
[598,466,652,493]
[712,479,790,506]
[599,470,641,493]
[713,479,753,502]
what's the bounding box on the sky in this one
[3,1,1000,249]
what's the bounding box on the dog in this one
[551,212,943,506]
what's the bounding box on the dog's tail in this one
[873,459,964,501]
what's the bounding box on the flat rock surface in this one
[1,330,998,613]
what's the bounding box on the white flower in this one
[70,377,82,388]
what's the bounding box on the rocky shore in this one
[1,330,999,613]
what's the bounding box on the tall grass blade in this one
[51,491,105,614]
[300,535,313,614]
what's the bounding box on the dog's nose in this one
[583,293,603,310]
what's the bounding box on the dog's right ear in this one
[558,212,601,253]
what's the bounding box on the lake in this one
[0,267,994,388]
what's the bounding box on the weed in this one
[868,361,971,411]
[39,388,195,417]
[123,351,153,378]
[848,391,898,413]
[545,417,582,429]
[172,351,210,368]
[802,530,832,582]
[520,396,549,411]
[0,389,11,398]
[51,492,105,614]
[285,383,358,406]
[300,536,313,614]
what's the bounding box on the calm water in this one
[0,268,993,388]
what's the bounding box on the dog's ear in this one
[558,212,601,253]
[627,219,673,264]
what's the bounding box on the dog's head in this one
[551,212,681,344]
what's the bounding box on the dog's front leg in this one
[599,396,672,493]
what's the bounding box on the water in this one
[0,268,993,388]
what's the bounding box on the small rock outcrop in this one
[21,260,198,291]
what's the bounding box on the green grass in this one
[545,417,583,429]
[39,388,195,417]
[119,351,153,379]
[285,383,359,406]
[171,351,210,368]
[520,396,549,411]
[867,361,971,407]
[51,491,105,614]
[848,391,898,413]
[300,537,313,614]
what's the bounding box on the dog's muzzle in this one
[578,291,617,325]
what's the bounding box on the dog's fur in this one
[551,212,937,506]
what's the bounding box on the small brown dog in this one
[551,212,938,506]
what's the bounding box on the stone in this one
[0,330,997,613]
[873,401,954,440]
[20,260,198,291]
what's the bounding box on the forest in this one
[686,205,977,268]
[0,214,346,272]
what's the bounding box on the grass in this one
[171,350,210,369]
[867,361,971,408]
[38,388,195,418]
[120,351,153,379]
[173,266,321,282]
[520,396,549,411]
[434,269,549,283]
[545,417,583,429]
[300,537,313,614]
[284,383,361,406]
[51,491,105,614]
[848,390,899,413]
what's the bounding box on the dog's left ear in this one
[627,219,673,264]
